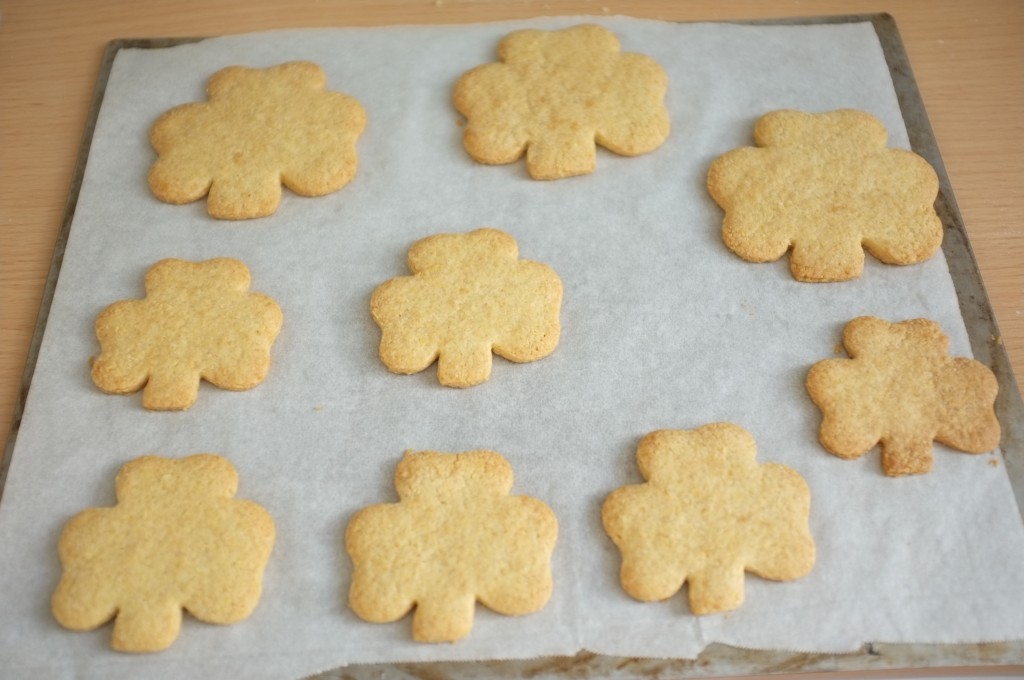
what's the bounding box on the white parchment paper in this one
[1,16,1023,680]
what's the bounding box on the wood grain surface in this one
[1,0,1021,476]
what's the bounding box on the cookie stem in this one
[412,593,476,642]
[111,599,182,653]
[687,565,745,615]
[437,342,493,388]
[525,133,597,180]
[141,371,200,411]
[880,435,934,476]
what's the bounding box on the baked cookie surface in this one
[52,454,275,652]
[370,228,562,387]
[602,424,815,615]
[707,109,941,281]
[149,61,366,219]
[807,316,1001,476]
[91,258,283,410]
[454,24,670,179]
[345,449,558,642]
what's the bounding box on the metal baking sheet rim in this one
[1,12,1021,678]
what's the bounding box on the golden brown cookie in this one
[707,109,941,282]
[91,258,283,410]
[602,424,815,615]
[806,316,1001,476]
[149,61,366,219]
[346,449,558,642]
[454,24,670,179]
[52,454,275,652]
[370,228,562,387]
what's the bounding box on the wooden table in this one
[1,0,1021,675]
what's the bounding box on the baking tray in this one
[2,12,1022,679]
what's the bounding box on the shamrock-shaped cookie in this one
[91,258,283,410]
[149,61,366,219]
[370,228,562,387]
[346,449,558,642]
[602,424,815,615]
[707,109,941,281]
[807,316,1000,476]
[454,24,670,179]
[52,455,275,652]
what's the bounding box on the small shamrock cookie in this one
[707,109,941,282]
[52,454,275,652]
[454,24,670,179]
[602,424,815,615]
[149,61,366,219]
[91,258,283,410]
[370,228,562,387]
[807,316,1000,476]
[346,449,558,642]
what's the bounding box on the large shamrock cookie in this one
[52,454,275,652]
[454,24,670,179]
[149,61,366,219]
[370,228,562,387]
[91,258,283,410]
[707,109,941,281]
[602,424,815,615]
[807,316,1000,476]
[346,449,558,642]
